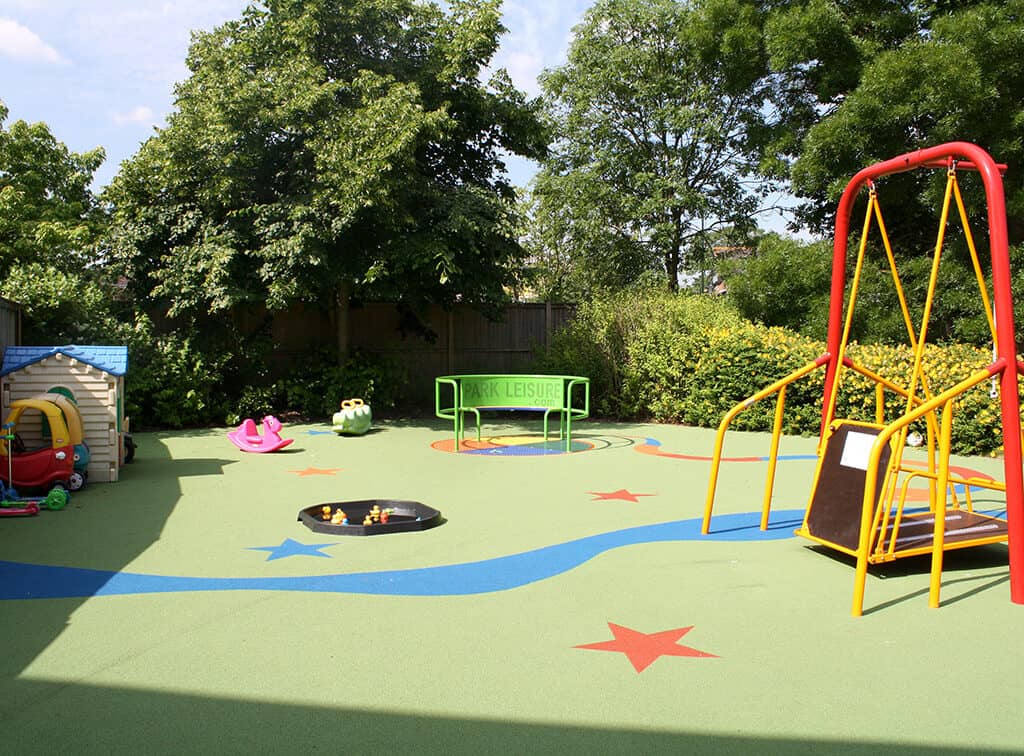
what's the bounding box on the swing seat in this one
[799,421,891,554]
[796,420,1009,562]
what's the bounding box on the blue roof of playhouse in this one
[1,345,128,377]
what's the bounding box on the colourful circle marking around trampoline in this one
[431,435,595,456]
[635,437,817,463]
[430,433,999,504]
[634,437,994,501]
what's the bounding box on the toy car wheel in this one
[68,471,85,491]
[43,487,69,511]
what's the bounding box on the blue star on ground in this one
[248,538,338,561]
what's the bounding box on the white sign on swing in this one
[840,431,876,471]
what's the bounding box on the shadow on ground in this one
[806,542,1012,613]
[0,434,235,678]
[4,679,1020,755]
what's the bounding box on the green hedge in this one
[228,347,408,425]
[124,318,407,429]
[535,287,748,418]
[538,288,1010,456]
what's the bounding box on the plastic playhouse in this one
[1,345,129,483]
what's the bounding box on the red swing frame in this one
[823,142,1024,606]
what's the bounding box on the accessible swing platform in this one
[701,142,1022,617]
[435,374,589,452]
[799,420,1008,561]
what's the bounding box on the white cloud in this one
[492,2,590,96]
[501,50,545,94]
[33,2,248,93]
[0,17,66,64]
[111,105,156,126]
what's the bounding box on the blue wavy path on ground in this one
[0,510,803,601]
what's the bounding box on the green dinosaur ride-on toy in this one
[332,398,372,436]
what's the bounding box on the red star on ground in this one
[288,467,341,477]
[586,489,655,503]
[575,622,718,672]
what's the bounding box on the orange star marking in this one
[288,467,341,477]
[575,622,717,673]
[587,489,655,503]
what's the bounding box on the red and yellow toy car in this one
[0,398,75,492]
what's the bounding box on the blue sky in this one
[0,0,593,190]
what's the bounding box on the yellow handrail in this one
[701,348,955,536]
[850,361,1003,616]
[702,355,829,535]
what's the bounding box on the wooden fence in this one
[253,302,577,404]
[5,296,571,407]
[0,298,20,356]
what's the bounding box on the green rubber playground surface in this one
[1,418,1022,755]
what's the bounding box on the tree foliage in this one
[0,101,106,278]
[527,0,1024,308]
[529,0,778,297]
[765,0,1024,244]
[0,99,123,350]
[104,0,547,329]
[718,234,832,338]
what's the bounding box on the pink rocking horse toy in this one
[226,415,294,453]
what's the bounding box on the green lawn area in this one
[1,418,1021,755]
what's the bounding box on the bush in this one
[124,317,232,428]
[720,234,1024,347]
[226,348,408,425]
[536,284,746,418]
[0,267,232,429]
[679,324,825,433]
[538,288,1011,456]
[0,262,124,344]
[719,235,833,338]
[5,263,409,428]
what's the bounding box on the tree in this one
[104,0,546,356]
[721,233,863,339]
[0,101,106,278]
[764,0,1024,244]
[519,185,660,301]
[529,0,779,296]
[740,0,1024,348]
[0,100,122,347]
